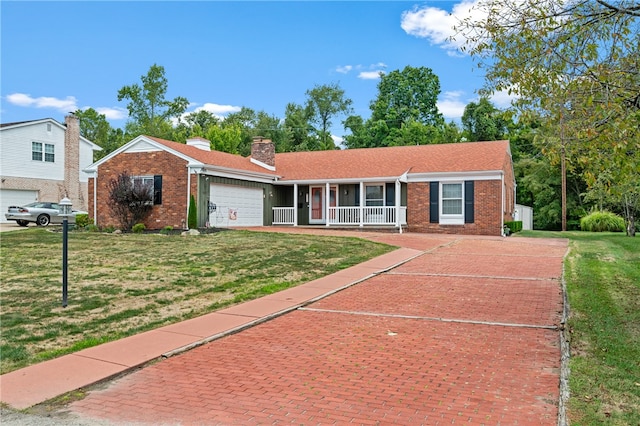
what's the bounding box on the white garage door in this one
[0,190,38,223]
[209,184,263,227]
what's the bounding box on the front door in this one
[309,186,337,224]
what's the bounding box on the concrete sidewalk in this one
[0,247,422,410]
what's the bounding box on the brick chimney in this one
[64,114,81,206]
[250,136,275,170]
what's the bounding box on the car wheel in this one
[36,214,50,226]
[16,220,29,227]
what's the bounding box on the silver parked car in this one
[5,202,87,227]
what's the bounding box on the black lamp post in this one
[59,197,72,308]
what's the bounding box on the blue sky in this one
[1,0,513,140]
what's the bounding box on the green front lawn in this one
[522,230,639,425]
[0,228,394,374]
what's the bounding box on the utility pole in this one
[560,108,567,232]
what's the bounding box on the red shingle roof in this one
[148,136,510,181]
[146,136,277,176]
[274,141,511,181]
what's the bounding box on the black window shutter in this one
[153,175,163,205]
[429,181,439,223]
[385,182,395,206]
[464,180,474,223]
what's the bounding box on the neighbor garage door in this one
[0,189,38,223]
[208,184,263,227]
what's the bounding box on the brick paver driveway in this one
[70,232,567,425]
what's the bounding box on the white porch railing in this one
[272,206,407,226]
[273,207,295,224]
[329,206,407,225]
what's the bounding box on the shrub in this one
[132,223,146,233]
[504,221,523,233]
[75,213,91,228]
[102,225,116,233]
[160,226,173,235]
[580,210,625,232]
[108,172,153,230]
[85,224,100,232]
[188,194,197,229]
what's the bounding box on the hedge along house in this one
[85,136,515,236]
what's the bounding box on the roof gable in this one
[0,118,101,151]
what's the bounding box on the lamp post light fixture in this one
[59,197,72,308]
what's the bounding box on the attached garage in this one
[208,184,264,227]
[0,189,38,223]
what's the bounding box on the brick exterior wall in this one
[90,151,191,230]
[407,180,505,236]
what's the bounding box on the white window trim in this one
[365,183,385,207]
[132,175,155,204]
[439,181,464,225]
[31,141,55,162]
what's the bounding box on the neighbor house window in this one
[32,142,55,162]
[365,184,384,206]
[131,175,163,205]
[440,182,464,224]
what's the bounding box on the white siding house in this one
[0,115,101,222]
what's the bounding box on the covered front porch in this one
[271,181,407,229]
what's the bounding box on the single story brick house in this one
[85,136,515,236]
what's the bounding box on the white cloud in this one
[489,88,518,108]
[358,71,384,80]
[437,91,468,120]
[93,107,127,120]
[195,102,241,116]
[400,0,484,54]
[6,93,78,112]
[336,65,353,74]
[175,102,243,125]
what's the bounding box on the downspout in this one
[93,173,98,226]
[293,183,298,226]
[186,166,192,230]
[395,178,402,233]
[501,171,505,236]
[359,181,364,227]
[325,182,330,227]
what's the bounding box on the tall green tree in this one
[305,82,353,150]
[73,108,129,159]
[344,66,446,148]
[117,64,189,140]
[457,0,639,234]
[370,66,444,129]
[461,98,508,141]
[74,108,112,159]
[283,103,314,152]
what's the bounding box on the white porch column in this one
[395,179,402,233]
[325,182,330,227]
[359,181,364,227]
[293,183,298,226]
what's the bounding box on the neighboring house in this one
[85,136,515,236]
[0,115,102,221]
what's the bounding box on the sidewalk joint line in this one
[385,272,558,281]
[298,307,559,330]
